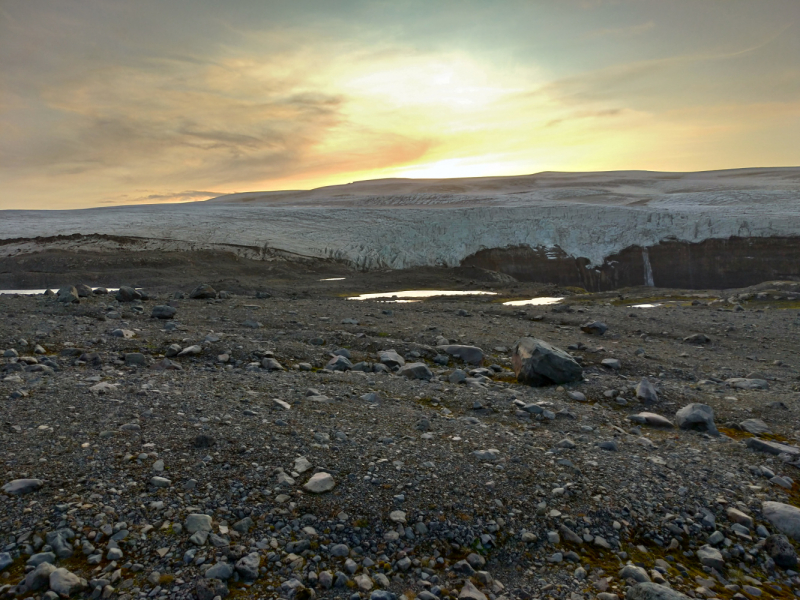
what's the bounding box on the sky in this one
[1,0,799,209]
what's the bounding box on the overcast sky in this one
[1,0,798,209]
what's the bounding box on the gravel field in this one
[2,273,800,600]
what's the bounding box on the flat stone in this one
[739,418,771,435]
[2,478,43,495]
[628,412,673,428]
[745,438,800,457]
[725,378,769,390]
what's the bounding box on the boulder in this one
[745,438,800,457]
[75,284,93,297]
[49,568,87,596]
[57,286,80,304]
[196,579,229,600]
[261,357,285,371]
[581,321,608,335]
[763,502,800,541]
[22,562,57,592]
[636,378,658,404]
[511,337,583,386]
[627,582,691,600]
[726,378,769,390]
[325,355,352,371]
[205,562,234,580]
[396,362,433,380]
[151,305,177,319]
[304,472,335,493]
[189,284,217,299]
[185,514,213,534]
[459,581,487,600]
[235,553,261,580]
[675,403,718,434]
[619,565,650,583]
[472,449,501,462]
[697,545,724,570]
[115,286,141,302]
[436,345,484,366]
[379,350,405,369]
[764,534,798,568]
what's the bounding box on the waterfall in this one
[642,248,655,287]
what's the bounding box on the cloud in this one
[584,21,654,39]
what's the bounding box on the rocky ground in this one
[2,269,800,600]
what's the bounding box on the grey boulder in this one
[379,350,405,369]
[436,345,484,366]
[764,534,798,568]
[397,362,433,380]
[325,355,353,371]
[57,286,80,304]
[235,552,261,580]
[580,321,608,335]
[636,378,659,404]
[151,305,177,319]
[205,562,234,580]
[763,501,800,541]
[627,582,691,600]
[49,568,87,597]
[511,337,583,386]
[675,403,718,434]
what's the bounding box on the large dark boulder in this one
[189,284,217,299]
[511,338,583,386]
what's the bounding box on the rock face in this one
[511,338,583,386]
[763,502,800,541]
[675,403,718,434]
[462,236,800,291]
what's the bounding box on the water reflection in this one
[502,297,563,306]
[348,290,497,301]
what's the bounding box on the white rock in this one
[303,472,335,493]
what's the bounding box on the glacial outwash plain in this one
[2,168,800,600]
